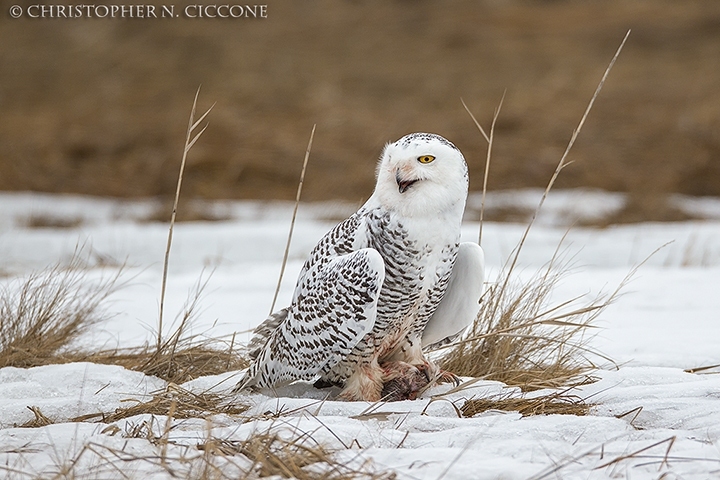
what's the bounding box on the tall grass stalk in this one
[500,29,629,300]
[462,91,505,245]
[439,30,631,390]
[269,124,316,315]
[158,86,215,353]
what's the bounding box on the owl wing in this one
[235,248,385,391]
[246,307,289,361]
[421,242,485,350]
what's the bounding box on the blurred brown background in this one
[1,0,719,217]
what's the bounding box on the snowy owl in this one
[236,133,485,401]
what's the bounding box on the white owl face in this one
[374,133,469,216]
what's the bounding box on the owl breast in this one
[320,206,459,383]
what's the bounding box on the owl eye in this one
[417,155,435,164]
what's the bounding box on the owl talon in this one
[314,378,343,389]
[415,362,432,383]
[379,361,435,401]
[437,370,461,387]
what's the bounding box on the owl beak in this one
[396,171,418,194]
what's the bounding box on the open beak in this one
[396,172,418,194]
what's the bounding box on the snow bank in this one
[0,191,719,479]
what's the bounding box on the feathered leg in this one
[372,243,485,400]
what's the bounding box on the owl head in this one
[373,133,469,217]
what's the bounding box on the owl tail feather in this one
[247,307,289,361]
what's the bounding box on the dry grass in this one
[0,253,247,387]
[140,271,249,383]
[18,406,54,428]
[0,322,247,386]
[76,272,249,383]
[7,423,396,480]
[74,383,249,424]
[439,33,629,392]
[109,90,250,385]
[439,258,617,391]
[157,87,214,355]
[0,254,124,369]
[198,429,396,480]
[19,214,84,230]
[82,340,249,385]
[269,124,315,315]
[460,390,592,418]
[684,363,720,375]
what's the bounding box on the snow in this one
[0,363,165,427]
[1,190,719,479]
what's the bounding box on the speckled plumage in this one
[236,133,485,401]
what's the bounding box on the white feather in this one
[421,242,485,349]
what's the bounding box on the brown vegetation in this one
[0,254,248,383]
[198,430,396,480]
[1,0,719,215]
[0,255,123,369]
[439,261,614,391]
[74,383,249,423]
[461,390,592,418]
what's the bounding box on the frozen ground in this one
[0,190,719,479]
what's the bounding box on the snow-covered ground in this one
[1,190,719,479]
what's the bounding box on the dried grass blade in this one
[158,86,213,353]
[595,436,676,470]
[504,30,630,290]
[269,124,316,315]
[460,97,489,143]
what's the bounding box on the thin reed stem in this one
[462,92,505,245]
[498,30,630,305]
[158,86,215,353]
[269,124,316,315]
